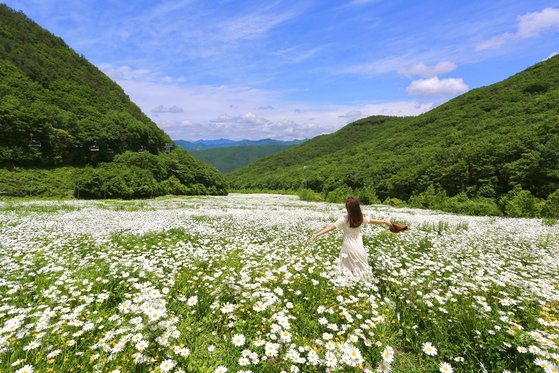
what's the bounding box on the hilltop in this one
[0,4,226,197]
[229,56,559,216]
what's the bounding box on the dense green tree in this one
[541,189,559,218]
[499,186,543,218]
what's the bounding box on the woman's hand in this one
[308,224,335,245]
[308,233,318,245]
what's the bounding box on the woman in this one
[308,197,405,280]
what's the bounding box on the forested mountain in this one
[188,140,305,173]
[229,56,559,214]
[0,4,226,197]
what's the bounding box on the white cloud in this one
[99,64,154,81]
[81,2,306,63]
[152,105,184,114]
[398,61,457,78]
[340,53,459,78]
[517,7,559,38]
[99,63,187,84]
[173,100,434,140]
[338,110,363,121]
[343,0,380,7]
[218,11,296,42]
[476,33,514,50]
[149,0,195,18]
[477,8,559,50]
[100,63,437,140]
[547,51,559,59]
[273,45,325,64]
[211,112,271,127]
[116,77,434,139]
[341,55,413,76]
[406,77,469,97]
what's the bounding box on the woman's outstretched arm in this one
[308,224,336,244]
[369,218,392,227]
[369,219,409,232]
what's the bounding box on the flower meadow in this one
[0,194,558,373]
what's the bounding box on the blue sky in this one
[5,0,559,140]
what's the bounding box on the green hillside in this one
[191,142,303,173]
[229,115,398,181]
[0,4,226,197]
[229,56,559,215]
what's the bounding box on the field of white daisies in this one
[0,194,558,373]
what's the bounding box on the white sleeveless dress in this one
[333,214,373,280]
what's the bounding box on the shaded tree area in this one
[75,151,227,199]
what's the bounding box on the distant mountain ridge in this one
[176,138,305,151]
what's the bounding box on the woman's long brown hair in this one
[345,197,363,228]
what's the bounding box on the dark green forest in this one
[0,4,226,197]
[229,56,559,217]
